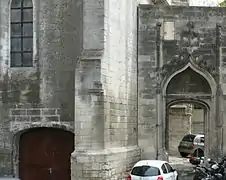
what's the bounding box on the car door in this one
[165,163,176,180]
[161,164,171,180]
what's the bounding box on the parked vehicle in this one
[193,164,212,180]
[189,156,205,165]
[193,164,223,180]
[178,134,204,157]
[193,157,226,180]
[127,160,178,180]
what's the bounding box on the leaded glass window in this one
[11,0,33,67]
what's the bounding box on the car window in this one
[200,137,204,143]
[161,164,167,174]
[131,166,160,177]
[182,134,196,142]
[165,163,174,173]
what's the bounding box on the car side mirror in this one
[172,168,176,172]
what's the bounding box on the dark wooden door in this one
[19,128,74,180]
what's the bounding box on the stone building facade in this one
[1,0,226,179]
[138,3,226,162]
[0,0,81,178]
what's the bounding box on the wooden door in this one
[19,128,74,180]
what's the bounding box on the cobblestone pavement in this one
[169,156,191,165]
[180,175,194,180]
[169,156,195,180]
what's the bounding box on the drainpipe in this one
[136,6,139,149]
[156,22,162,160]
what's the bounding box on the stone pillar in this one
[0,0,8,74]
[157,94,168,161]
[71,0,141,179]
[71,0,106,179]
[71,0,105,150]
[186,104,193,134]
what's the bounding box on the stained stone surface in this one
[0,0,226,179]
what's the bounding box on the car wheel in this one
[180,152,188,157]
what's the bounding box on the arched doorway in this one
[162,64,217,159]
[166,100,208,158]
[19,128,74,180]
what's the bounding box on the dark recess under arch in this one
[166,67,211,95]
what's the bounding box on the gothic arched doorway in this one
[162,64,218,159]
[19,128,74,180]
[166,100,208,158]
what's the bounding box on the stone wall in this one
[138,5,226,159]
[169,107,191,156]
[0,0,82,176]
[102,0,138,149]
[100,0,140,177]
[137,5,159,159]
[38,0,82,120]
[168,105,204,156]
[191,109,204,134]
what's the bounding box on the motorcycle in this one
[193,164,212,180]
[193,157,226,180]
[190,156,205,165]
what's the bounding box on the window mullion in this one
[11,0,33,68]
[21,4,23,66]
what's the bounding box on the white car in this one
[127,160,178,180]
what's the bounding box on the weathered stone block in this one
[42,109,58,116]
[10,109,26,116]
[11,116,29,122]
[30,116,42,122]
[42,116,60,122]
[27,109,41,116]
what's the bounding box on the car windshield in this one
[131,165,160,177]
[182,134,196,142]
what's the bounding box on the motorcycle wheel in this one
[193,173,206,180]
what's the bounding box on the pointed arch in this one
[10,0,33,67]
[162,62,217,96]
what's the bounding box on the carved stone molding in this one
[161,21,219,80]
